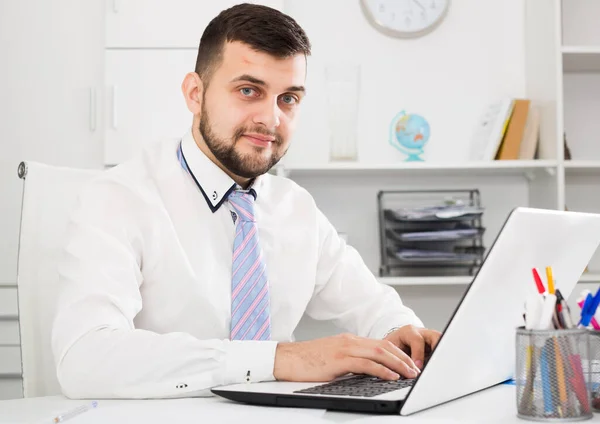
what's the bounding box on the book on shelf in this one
[468,98,541,162]
[495,98,531,160]
[517,106,540,160]
[468,98,514,161]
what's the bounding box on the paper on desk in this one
[49,397,329,424]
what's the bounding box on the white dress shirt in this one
[52,129,424,399]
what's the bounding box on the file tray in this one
[386,226,486,243]
[378,189,486,277]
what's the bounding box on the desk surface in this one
[0,385,582,424]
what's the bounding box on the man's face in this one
[199,41,307,179]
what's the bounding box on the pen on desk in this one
[52,401,98,423]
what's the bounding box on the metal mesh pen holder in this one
[516,327,592,421]
[588,331,600,412]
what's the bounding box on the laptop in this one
[212,207,600,415]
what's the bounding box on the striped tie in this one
[228,190,272,341]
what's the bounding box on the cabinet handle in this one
[111,85,118,129]
[89,87,97,132]
[112,0,119,13]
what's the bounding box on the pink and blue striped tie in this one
[228,190,272,341]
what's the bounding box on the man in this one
[52,3,441,399]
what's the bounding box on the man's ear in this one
[181,72,204,115]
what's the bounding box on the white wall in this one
[283,0,526,166]
[282,0,529,334]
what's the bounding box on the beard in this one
[199,103,287,179]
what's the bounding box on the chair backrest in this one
[16,161,102,397]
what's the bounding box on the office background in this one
[1,0,600,400]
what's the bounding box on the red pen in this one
[532,268,546,294]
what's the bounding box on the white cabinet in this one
[0,378,22,401]
[0,0,106,398]
[0,0,105,286]
[0,288,18,319]
[104,50,197,165]
[106,0,284,48]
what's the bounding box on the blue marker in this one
[578,293,594,328]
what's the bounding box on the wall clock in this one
[360,0,450,38]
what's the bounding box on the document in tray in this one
[395,249,480,262]
[398,228,479,241]
[387,205,484,221]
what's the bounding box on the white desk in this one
[0,385,580,424]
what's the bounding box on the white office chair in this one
[16,161,102,397]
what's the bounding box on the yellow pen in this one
[546,266,555,295]
[553,338,568,416]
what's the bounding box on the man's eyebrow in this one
[230,74,266,86]
[230,74,306,93]
[286,85,306,94]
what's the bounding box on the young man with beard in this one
[52,3,441,399]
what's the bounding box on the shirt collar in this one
[179,130,263,213]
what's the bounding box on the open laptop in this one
[212,207,600,415]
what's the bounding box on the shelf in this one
[578,273,600,283]
[279,160,558,177]
[562,46,600,72]
[564,160,600,175]
[379,273,600,286]
[378,276,472,286]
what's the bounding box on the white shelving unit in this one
[559,0,600,280]
[561,46,600,73]
[277,160,558,177]
[378,273,600,287]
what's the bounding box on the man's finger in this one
[405,330,425,369]
[351,345,418,379]
[421,329,442,351]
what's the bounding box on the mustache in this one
[233,126,283,145]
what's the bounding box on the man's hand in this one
[384,325,442,370]
[273,333,421,382]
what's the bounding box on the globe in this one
[389,112,430,161]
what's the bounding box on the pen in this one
[577,293,597,329]
[532,268,546,295]
[538,293,557,330]
[555,290,574,329]
[540,346,553,415]
[525,294,543,330]
[588,286,600,323]
[52,401,98,423]
[545,266,555,295]
[553,338,568,417]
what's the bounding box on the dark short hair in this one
[194,3,311,83]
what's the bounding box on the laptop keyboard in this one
[293,375,416,398]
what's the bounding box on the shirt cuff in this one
[370,315,425,340]
[223,340,278,385]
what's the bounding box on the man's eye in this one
[240,88,256,96]
[280,95,297,105]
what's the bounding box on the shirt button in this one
[212,191,218,200]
